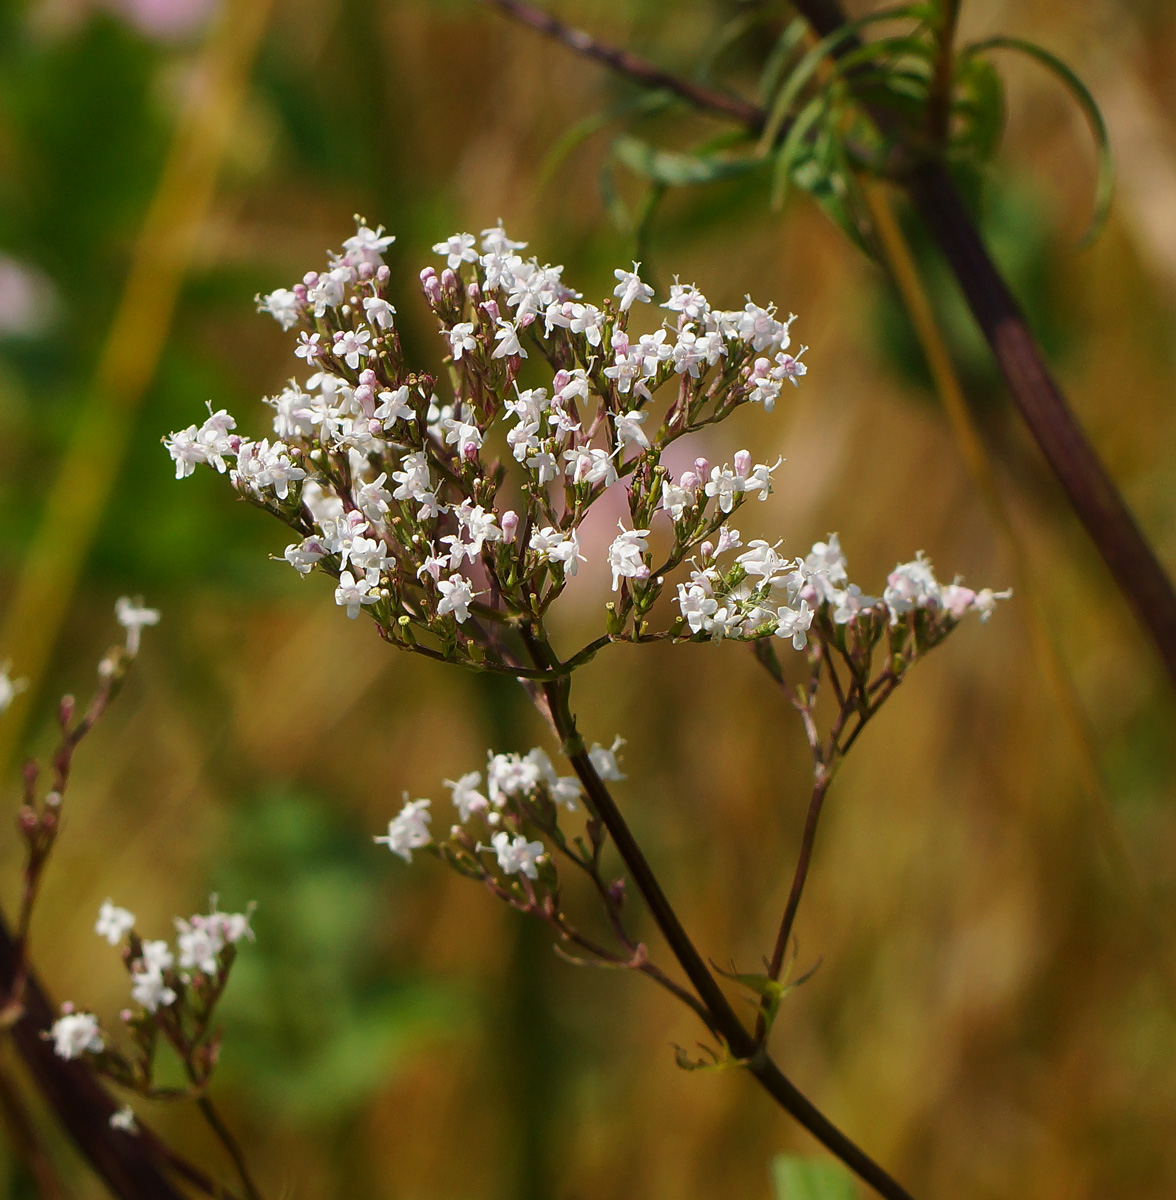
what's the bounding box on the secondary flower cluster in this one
[673,530,1010,647]
[376,737,627,916]
[48,897,255,1118]
[164,221,815,669]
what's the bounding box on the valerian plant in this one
[162,219,1008,1200]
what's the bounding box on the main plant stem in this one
[522,628,916,1200]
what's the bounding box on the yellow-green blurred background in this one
[1,0,1175,1196]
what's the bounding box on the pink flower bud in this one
[700,541,714,560]
[303,271,319,287]
[359,368,376,386]
[463,442,480,463]
[420,267,442,304]
[481,299,500,322]
[518,312,535,329]
[679,471,699,491]
[120,1009,133,1023]
[734,450,752,477]
[501,510,519,543]
[356,262,374,281]
[694,457,709,479]
[293,283,308,301]
[467,280,481,303]
[552,369,570,391]
[440,267,458,293]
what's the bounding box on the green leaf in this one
[613,135,759,188]
[759,5,932,153]
[771,1155,859,1200]
[537,90,676,193]
[964,35,1114,245]
[758,16,812,107]
[950,53,1005,163]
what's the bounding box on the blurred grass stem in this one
[0,0,274,777]
[862,178,1176,1011]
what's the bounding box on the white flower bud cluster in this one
[673,531,1010,648]
[49,897,256,1064]
[375,738,624,891]
[164,219,811,667]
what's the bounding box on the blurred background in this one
[1,0,1175,1196]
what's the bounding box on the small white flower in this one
[433,232,478,270]
[131,967,176,1013]
[606,525,650,591]
[334,327,371,369]
[588,736,626,782]
[612,264,654,312]
[258,288,301,330]
[334,570,380,620]
[612,409,650,450]
[0,664,28,715]
[444,771,489,821]
[775,599,813,650]
[375,796,432,862]
[437,575,477,623]
[95,899,135,946]
[363,296,397,329]
[492,319,527,359]
[50,1011,103,1060]
[110,1105,139,1135]
[175,915,224,975]
[115,597,160,655]
[446,322,478,360]
[489,830,546,880]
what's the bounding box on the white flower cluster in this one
[375,737,624,882]
[48,897,256,1061]
[673,531,1009,647]
[164,220,807,663]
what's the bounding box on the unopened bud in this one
[440,267,458,293]
[356,261,374,281]
[17,807,37,835]
[501,510,519,543]
[419,267,442,304]
[302,271,319,287]
[694,457,709,479]
[733,449,751,477]
[58,695,76,727]
[376,264,390,282]
[700,541,714,560]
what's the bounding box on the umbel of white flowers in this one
[164,220,1005,665]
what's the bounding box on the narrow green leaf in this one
[758,16,812,106]
[537,90,676,193]
[965,35,1114,244]
[613,135,758,187]
[759,4,930,153]
[771,1155,859,1200]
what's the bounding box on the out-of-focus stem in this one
[863,178,1176,1010]
[0,0,275,778]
